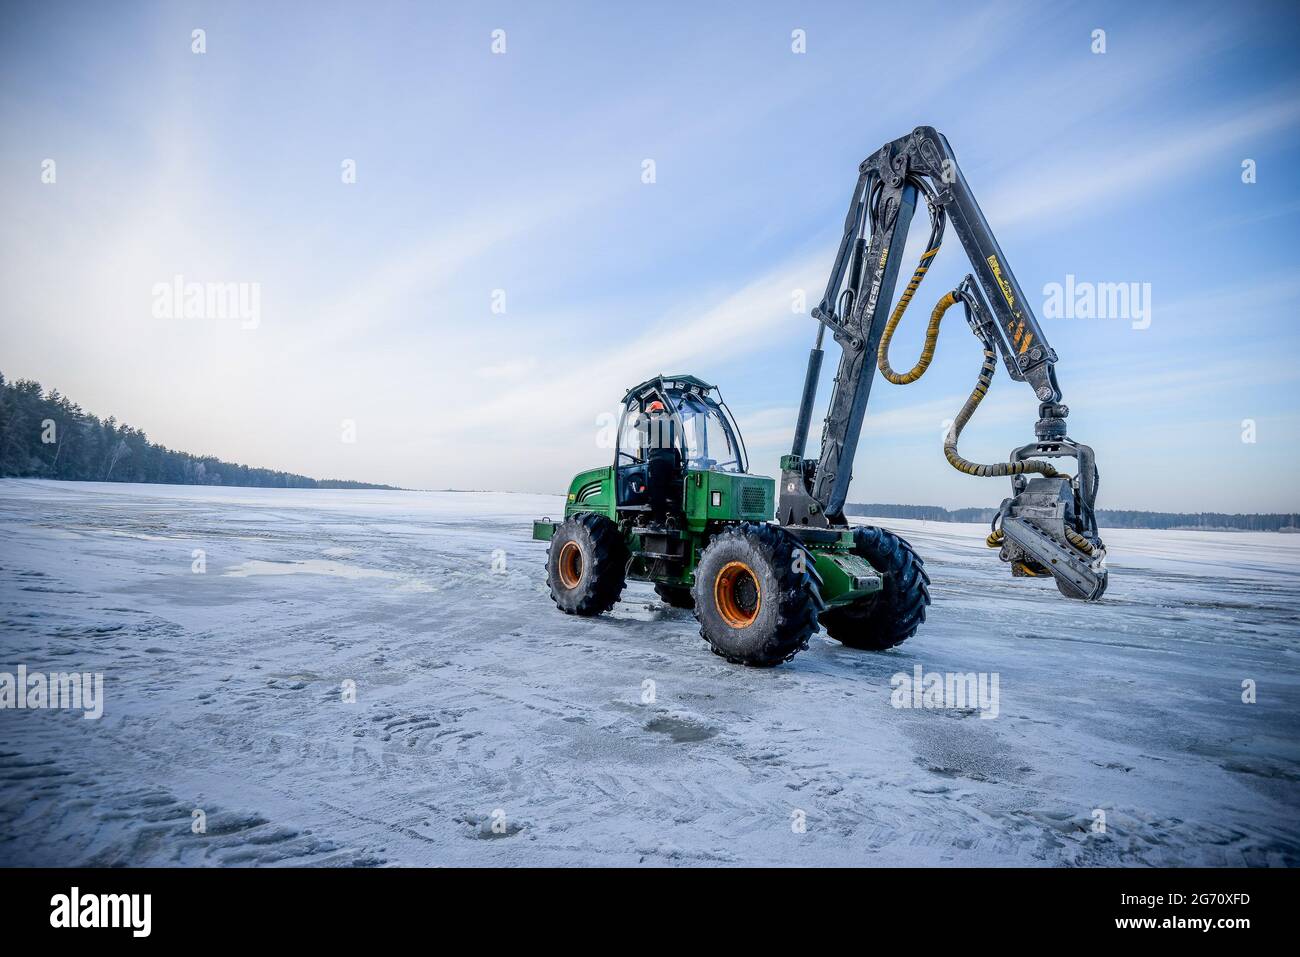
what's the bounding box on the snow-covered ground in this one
[0,478,1296,866]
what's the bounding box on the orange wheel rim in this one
[714,561,761,628]
[557,541,584,589]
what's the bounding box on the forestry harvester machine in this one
[533,127,1108,666]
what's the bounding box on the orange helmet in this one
[646,400,665,413]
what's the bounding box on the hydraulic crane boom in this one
[778,126,1108,601]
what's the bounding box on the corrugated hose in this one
[875,239,1063,483]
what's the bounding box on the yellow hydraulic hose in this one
[1064,527,1095,554]
[877,247,947,384]
[945,346,1060,479]
[874,241,1063,481]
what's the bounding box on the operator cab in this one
[615,375,748,517]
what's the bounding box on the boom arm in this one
[779,127,1107,600]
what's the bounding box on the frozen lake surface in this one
[1,479,1296,866]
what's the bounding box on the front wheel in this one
[820,526,930,650]
[546,513,628,616]
[693,523,823,667]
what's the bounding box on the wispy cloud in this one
[985,94,1300,228]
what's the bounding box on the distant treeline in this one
[846,503,1300,532]
[0,373,395,490]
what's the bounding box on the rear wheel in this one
[547,513,628,616]
[820,526,930,650]
[693,523,823,667]
[653,582,695,609]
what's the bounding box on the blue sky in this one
[2,0,1299,511]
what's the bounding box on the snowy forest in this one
[0,373,394,490]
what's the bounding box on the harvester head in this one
[990,417,1107,600]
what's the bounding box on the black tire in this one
[820,526,930,650]
[654,583,695,609]
[692,523,824,667]
[546,513,628,616]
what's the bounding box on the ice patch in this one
[220,557,437,593]
[222,559,394,580]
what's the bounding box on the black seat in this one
[645,447,682,516]
[620,462,650,507]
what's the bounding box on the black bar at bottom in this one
[0,866,1289,942]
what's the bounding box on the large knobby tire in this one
[654,582,695,609]
[692,523,824,667]
[547,513,628,616]
[820,525,930,651]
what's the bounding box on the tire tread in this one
[820,525,930,650]
[547,513,628,616]
[693,523,823,667]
